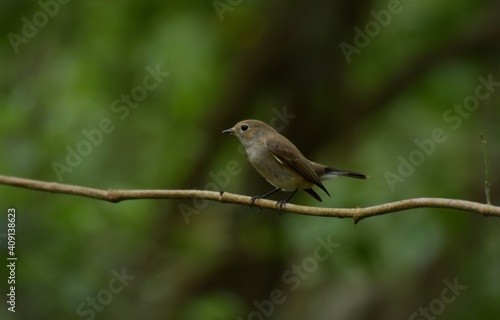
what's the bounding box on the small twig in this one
[480,133,491,205]
[0,175,499,221]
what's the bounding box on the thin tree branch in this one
[1,175,498,222]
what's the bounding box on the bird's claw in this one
[276,200,287,215]
[250,192,288,214]
[250,196,263,213]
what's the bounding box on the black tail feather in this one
[304,188,322,202]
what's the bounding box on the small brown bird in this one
[222,119,366,209]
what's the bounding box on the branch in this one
[1,175,498,222]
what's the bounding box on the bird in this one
[222,119,366,210]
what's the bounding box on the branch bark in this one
[1,175,498,222]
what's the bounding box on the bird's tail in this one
[321,167,367,180]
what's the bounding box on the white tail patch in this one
[320,172,343,180]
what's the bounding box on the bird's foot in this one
[250,196,263,213]
[276,200,287,215]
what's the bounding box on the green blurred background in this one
[1,0,499,319]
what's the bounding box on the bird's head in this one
[222,119,275,143]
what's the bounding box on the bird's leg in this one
[276,189,298,214]
[250,188,282,212]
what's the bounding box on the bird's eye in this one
[241,125,248,131]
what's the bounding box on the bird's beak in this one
[222,128,235,134]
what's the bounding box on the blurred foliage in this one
[1,0,499,319]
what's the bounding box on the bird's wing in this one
[265,138,329,196]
